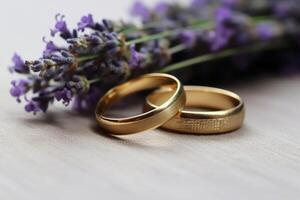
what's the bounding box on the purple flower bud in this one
[222,0,240,8]
[131,1,150,21]
[11,54,29,74]
[72,87,102,111]
[179,31,198,48]
[256,23,276,40]
[10,79,29,102]
[102,19,114,32]
[65,76,88,93]
[50,55,73,64]
[24,100,41,114]
[51,14,72,39]
[105,40,119,49]
[210,29,234,51]
[191,0,207,7]
[46,41,57,51]
[9,0,300,116]
[154,3,169,15]
[216,7,232,23]
[43,38,60,57]
[274,2,292,18]
[210,7,236,51]
[129,45,146,68]
[87,34,102,44]
[55,88,73,106]
[30,61,44,72]
[78,14,94,31]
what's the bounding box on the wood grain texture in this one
[1,1,300,199]
[1,75,300,200]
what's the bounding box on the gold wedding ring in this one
[145,86,245,134]
[95,73,186,135]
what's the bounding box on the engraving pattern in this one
[171,112,244,132]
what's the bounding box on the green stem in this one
[252,15,274,23]
[159,41,284,73]
[77,55,99,63]
[169,44,188,54]
[88,78,102,84]
[126,31,173,45]
[125,19,216,46]
[79,15,274,63]
[125,16,273,46]
[120,19,212,34]
[121,15,269,35]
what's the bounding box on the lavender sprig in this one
[10,0,300,114]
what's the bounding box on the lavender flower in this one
[179,31,198,48]
[51,14,76,39]
[128,45,147,68]
[55,88,73,106]
[222,0,240,8]
[73,87,102,111]
[256,23,278,40]
[154,3,170,15]
[211,7,236,51]
[9,0,300,115]
[131,1,150,21]
[11,54,29,73]
[210,7,252,51]
[274,1,293,18]
[43,38,61,57]
[24,100,41,115]
[10,80,29,102]
[78,14,95,31]
[191,0,207,7]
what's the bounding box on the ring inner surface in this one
[100,76,178,118]
[147,88,240,112]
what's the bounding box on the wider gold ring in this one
[95,73,186,135]
[145,86,245,134]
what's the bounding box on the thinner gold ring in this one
[95,73,186,135]
[145,86,245,134]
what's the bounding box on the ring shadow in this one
[21,111,65,129]
[19,89,250,146]
[20,106,249,146]
[89,121,162,148]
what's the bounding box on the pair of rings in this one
[95,73,245,135]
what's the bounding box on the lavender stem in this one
[169,44,188,54]
[126,15,273,46]
[79,15,274,63]
[159,41,285,73]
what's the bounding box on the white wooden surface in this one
[1,1,300,199]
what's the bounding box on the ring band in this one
[145,86,245,134]
[95,73,186,135]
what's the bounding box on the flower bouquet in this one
[9,0,300,115]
